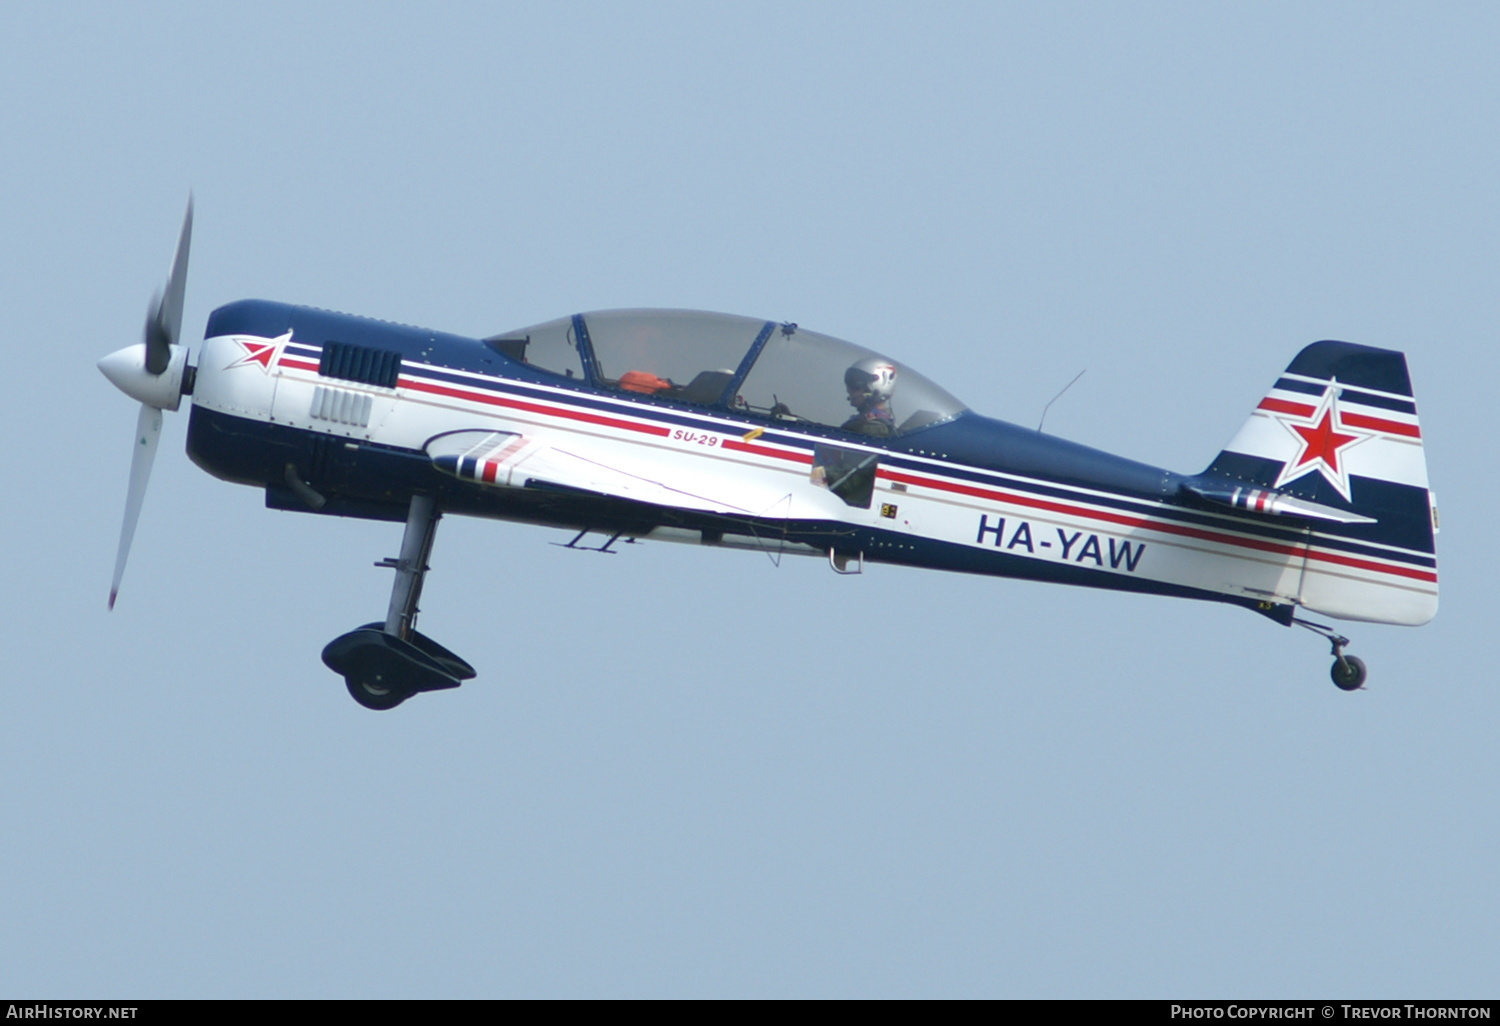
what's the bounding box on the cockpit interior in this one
[485,309,966,437]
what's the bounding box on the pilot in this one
[841,358,898,436]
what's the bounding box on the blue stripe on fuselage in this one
[374,359,1436,567]
[208,299,1435,568]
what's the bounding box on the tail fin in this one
[1201,340,1437,625]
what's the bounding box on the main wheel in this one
[345,674,414,711]
[1331,655,1368,691]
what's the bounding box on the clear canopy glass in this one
[483,315,584,381]
[735,323,963,436]
[583,309,766,405]
[487,309,965,435]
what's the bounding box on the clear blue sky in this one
[1,1,1495,997]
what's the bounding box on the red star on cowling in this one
[1272,387,1368,501]
[226,332,290,373]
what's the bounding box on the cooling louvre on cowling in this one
[320,341,402,388]
[310,386,373,428]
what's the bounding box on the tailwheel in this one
[1295,615,1368,692]
[1331,655,1368,692]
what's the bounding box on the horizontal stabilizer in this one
[1181,479,1377,524]
[426,430,527,485]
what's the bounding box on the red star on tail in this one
[1288,408,1359,476]
[1273,390,1367,501]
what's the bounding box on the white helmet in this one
[845,357,897,403]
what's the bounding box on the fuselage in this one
[187,299,1438,626]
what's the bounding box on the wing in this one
[424,428,806,518]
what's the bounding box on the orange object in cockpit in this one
[618,371,673,394]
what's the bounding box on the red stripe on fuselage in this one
[721,438,814,464]
[882,469,1436,584]
[400,378,671,436]
[277,354,1430,584]
[280,356,670,437]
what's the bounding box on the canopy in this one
[486,309,966,436]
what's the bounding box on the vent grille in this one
[310,386,373,428]
[319,341,402,388]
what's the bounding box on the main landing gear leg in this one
[384,494,440,639]
[1294,616,1368,691]
[321,494,477,710]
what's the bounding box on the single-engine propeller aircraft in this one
[101,203,1438,709]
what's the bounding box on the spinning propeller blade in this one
[103,198,193,607]
[109,404,163,609]
[144,198,192,373]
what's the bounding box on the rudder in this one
[1203,340,1437,625]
